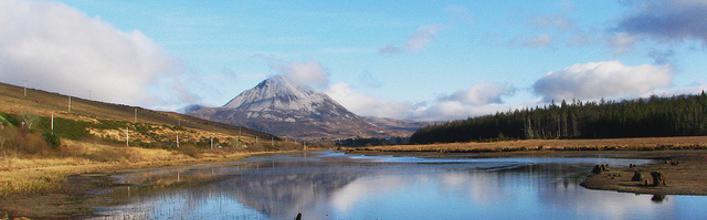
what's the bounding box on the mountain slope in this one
[188,76,421,139]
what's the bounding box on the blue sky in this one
[2,0,706,121]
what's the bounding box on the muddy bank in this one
[581,151,707,195]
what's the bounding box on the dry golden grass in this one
[0,139,288,196]
[349,136,707,153]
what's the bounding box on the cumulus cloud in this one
[326,81,518,121]
[325,83,412,119]
[267,60,330,88]
[617,0,707,44]
[0,0,179,106]
[379,24,442,54]
[533,61,672,101]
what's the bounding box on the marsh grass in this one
[348,136,707,153]
[0,139,273,196]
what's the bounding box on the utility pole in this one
[22,80,27,97]
[125,127,129,147]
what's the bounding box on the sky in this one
[1,0,706,121]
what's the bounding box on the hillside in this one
[0,81,300,150]
[411,92,707,144]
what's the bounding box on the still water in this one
[91,152,707,220]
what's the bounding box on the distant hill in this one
[187,76,424,140]
[410,92,707,144]
[0,81,298,150]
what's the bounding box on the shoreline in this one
[0,149,300,219]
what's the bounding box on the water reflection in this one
[91,152,707,220]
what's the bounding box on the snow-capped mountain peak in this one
[223,75,332,113]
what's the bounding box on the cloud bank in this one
[0,0,178,106]
[533,61,672,101]
[326,81,517,121]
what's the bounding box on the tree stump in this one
[631,171,643,181]
[651,171,666,186]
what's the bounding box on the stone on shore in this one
[631,171,643,181]
[651,171,666,186]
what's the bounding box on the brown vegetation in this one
[344,136,707,153]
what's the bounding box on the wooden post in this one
[68,96,72,113]
[50,114,54,132]
[134,108,137,123]
[271,137,274,147]
[125,127,129,147]
[210,136,214,150]
[176,134,180,148]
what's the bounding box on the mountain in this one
[187,76,423,139]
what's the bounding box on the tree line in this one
[410,92,707,144]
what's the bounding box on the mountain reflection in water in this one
[91,152,707,220]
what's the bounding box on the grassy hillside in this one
[0,82,303,150]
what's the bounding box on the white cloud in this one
[440,82,516,105]
[325,82,411,119]
[0,0,179,106]
[379,24,442,54]
[326,82,518,122]
[268,60,330,88]
[533,61,672,101]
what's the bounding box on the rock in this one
[631,171,643,181]
[651,171,667,186]
[592,165,603,174]
[592,164,610,174]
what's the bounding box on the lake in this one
[90,151,707,220]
